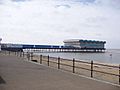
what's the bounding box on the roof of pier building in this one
[63,39,106,44]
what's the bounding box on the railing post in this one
[14,52,16,56]
[48,55,49,66]
[58,57,60,69]
[15,52,16,56]
[9,51,10,55]
[40,55,42,64]
[119,65,120,85]
[31,52,33,60]
[19,52,20,57]
[73,58,75,73]
[17,52,19,56]
[17,52,18,57]
[18,52,20,57]
[23,52,24,57]
[21,52,22,57]
[91,60,93,78]
[27,53,30,61]
[20,51,22,57]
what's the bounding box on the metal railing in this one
[1,50,120,85]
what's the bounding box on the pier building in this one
[64,39,106,51]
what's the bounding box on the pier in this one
[23,48,105,53]
[1,39,106,53]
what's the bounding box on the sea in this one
[34,49,120,64]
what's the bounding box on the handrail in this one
[2,50,120,85]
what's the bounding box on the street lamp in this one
[0,38,2,51]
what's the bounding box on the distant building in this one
[63,39,106,50]
[0,38,2,51]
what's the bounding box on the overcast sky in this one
[0,0,120,48]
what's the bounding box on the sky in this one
[0,0,120,49]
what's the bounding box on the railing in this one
[39,55,120,84]
[1,50,120,85]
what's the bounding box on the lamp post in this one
[0,38,2,51]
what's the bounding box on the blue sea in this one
[35,49,120,64]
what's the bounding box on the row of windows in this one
[65,43,105,48]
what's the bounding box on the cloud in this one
[0,0,120,48]
[95,0,120,9]
[55,4,71,8]
[11,0,27,2]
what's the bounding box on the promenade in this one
[0,55,120,90]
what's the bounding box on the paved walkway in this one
[0,55,120,90]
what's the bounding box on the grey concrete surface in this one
[0,55,120,90]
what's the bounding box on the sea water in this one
[35,49,120,64]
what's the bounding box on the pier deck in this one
[0,55,119,90]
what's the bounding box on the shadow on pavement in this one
[0,76,6,84]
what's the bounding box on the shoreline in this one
[34,52,120,65]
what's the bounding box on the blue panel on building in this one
[23,45,34,49]
[52,46,60,48]
[35,45,51,49]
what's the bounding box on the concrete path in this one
[0,55,120,90]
